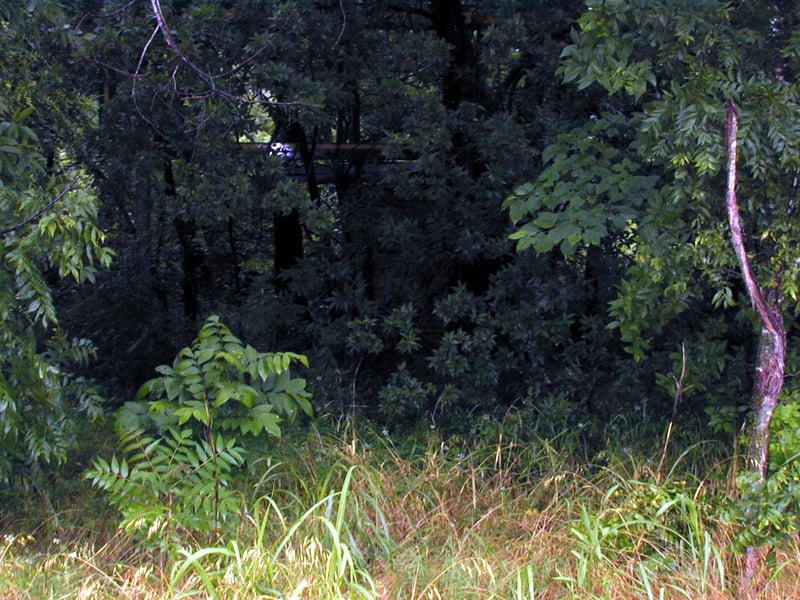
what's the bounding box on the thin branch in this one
[0,177,81,236]
[133,24,160,85]
[73,0,138,33]
[332,0,347,49]
[386,4,435,23]
[149,0,235,102]
[656,342,688,482]
[130,23,181,152]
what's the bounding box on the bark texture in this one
[726,99,787,586]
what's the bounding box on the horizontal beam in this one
[239,142,417,163]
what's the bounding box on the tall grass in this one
[3,419,800,599]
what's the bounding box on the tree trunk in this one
[272,122,311,291]
[726,99,787,586]
[431,0,481,109]
[749,311,786,482]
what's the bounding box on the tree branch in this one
[0,176,80,237]
[148,0,234,102]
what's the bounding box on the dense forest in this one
[4,0,800,597]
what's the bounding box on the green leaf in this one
[248,405,282,437]
[284,378,307,396]
[532,211,558,229]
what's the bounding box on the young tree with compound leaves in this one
[505,0,800,583]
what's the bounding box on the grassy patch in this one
[2,420,800,599]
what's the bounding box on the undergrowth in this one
[2,416,800,599]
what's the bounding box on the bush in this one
[86,315,312,549]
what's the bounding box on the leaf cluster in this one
[128,315,312,438]
[505,113,657,255]
[725,393,800,552]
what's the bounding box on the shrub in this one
[86,315,312,549]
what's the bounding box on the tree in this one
[0,2,113,480]
[57,0,611,428]
[88,315,312,545]
[505,0,800,583]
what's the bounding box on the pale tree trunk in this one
[749,316,786,483]
[725,99,787,587]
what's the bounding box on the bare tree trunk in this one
[725,99,787,587]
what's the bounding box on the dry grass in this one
[2,424,800,599]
